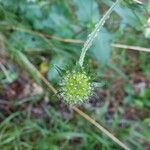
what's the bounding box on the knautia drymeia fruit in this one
[59,68,93,105]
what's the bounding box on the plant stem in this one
[111,43,150,52]
[73,106,130,150]
[78,0,122,67]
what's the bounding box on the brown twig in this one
[73,107,130,150]
[3,26,150,53]
[111,43,150,52]
[3,26,83,44]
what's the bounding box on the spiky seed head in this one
[59,70,92,105]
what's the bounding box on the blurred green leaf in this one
[73,0,100,24]
[103,0,144,30]
[90,28,112,64]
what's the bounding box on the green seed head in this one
[59,70,92,105]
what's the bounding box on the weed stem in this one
[78,0,122,67]
[73,106,130,150]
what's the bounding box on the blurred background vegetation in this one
[0,0,150,149]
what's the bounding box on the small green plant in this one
[58,0,122,105]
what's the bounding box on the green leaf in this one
[48,12,73,37]
[90,28,112,64]
[102,0,143,30]
[73,0,100,23]
[8,32,50,50]
[115,5,142,30]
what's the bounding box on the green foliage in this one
[92,28,112,64]
[0,0,149,149]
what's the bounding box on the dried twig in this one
[112,43,150,52]
[73,107,130,150]
[3,26,83,44]
[3,26,149,53]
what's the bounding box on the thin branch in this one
[3,26,149,53]
[73,107,130,150]
[111,43,150,52]
[2,26,83,44]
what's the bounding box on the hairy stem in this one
[78,0,122,67]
